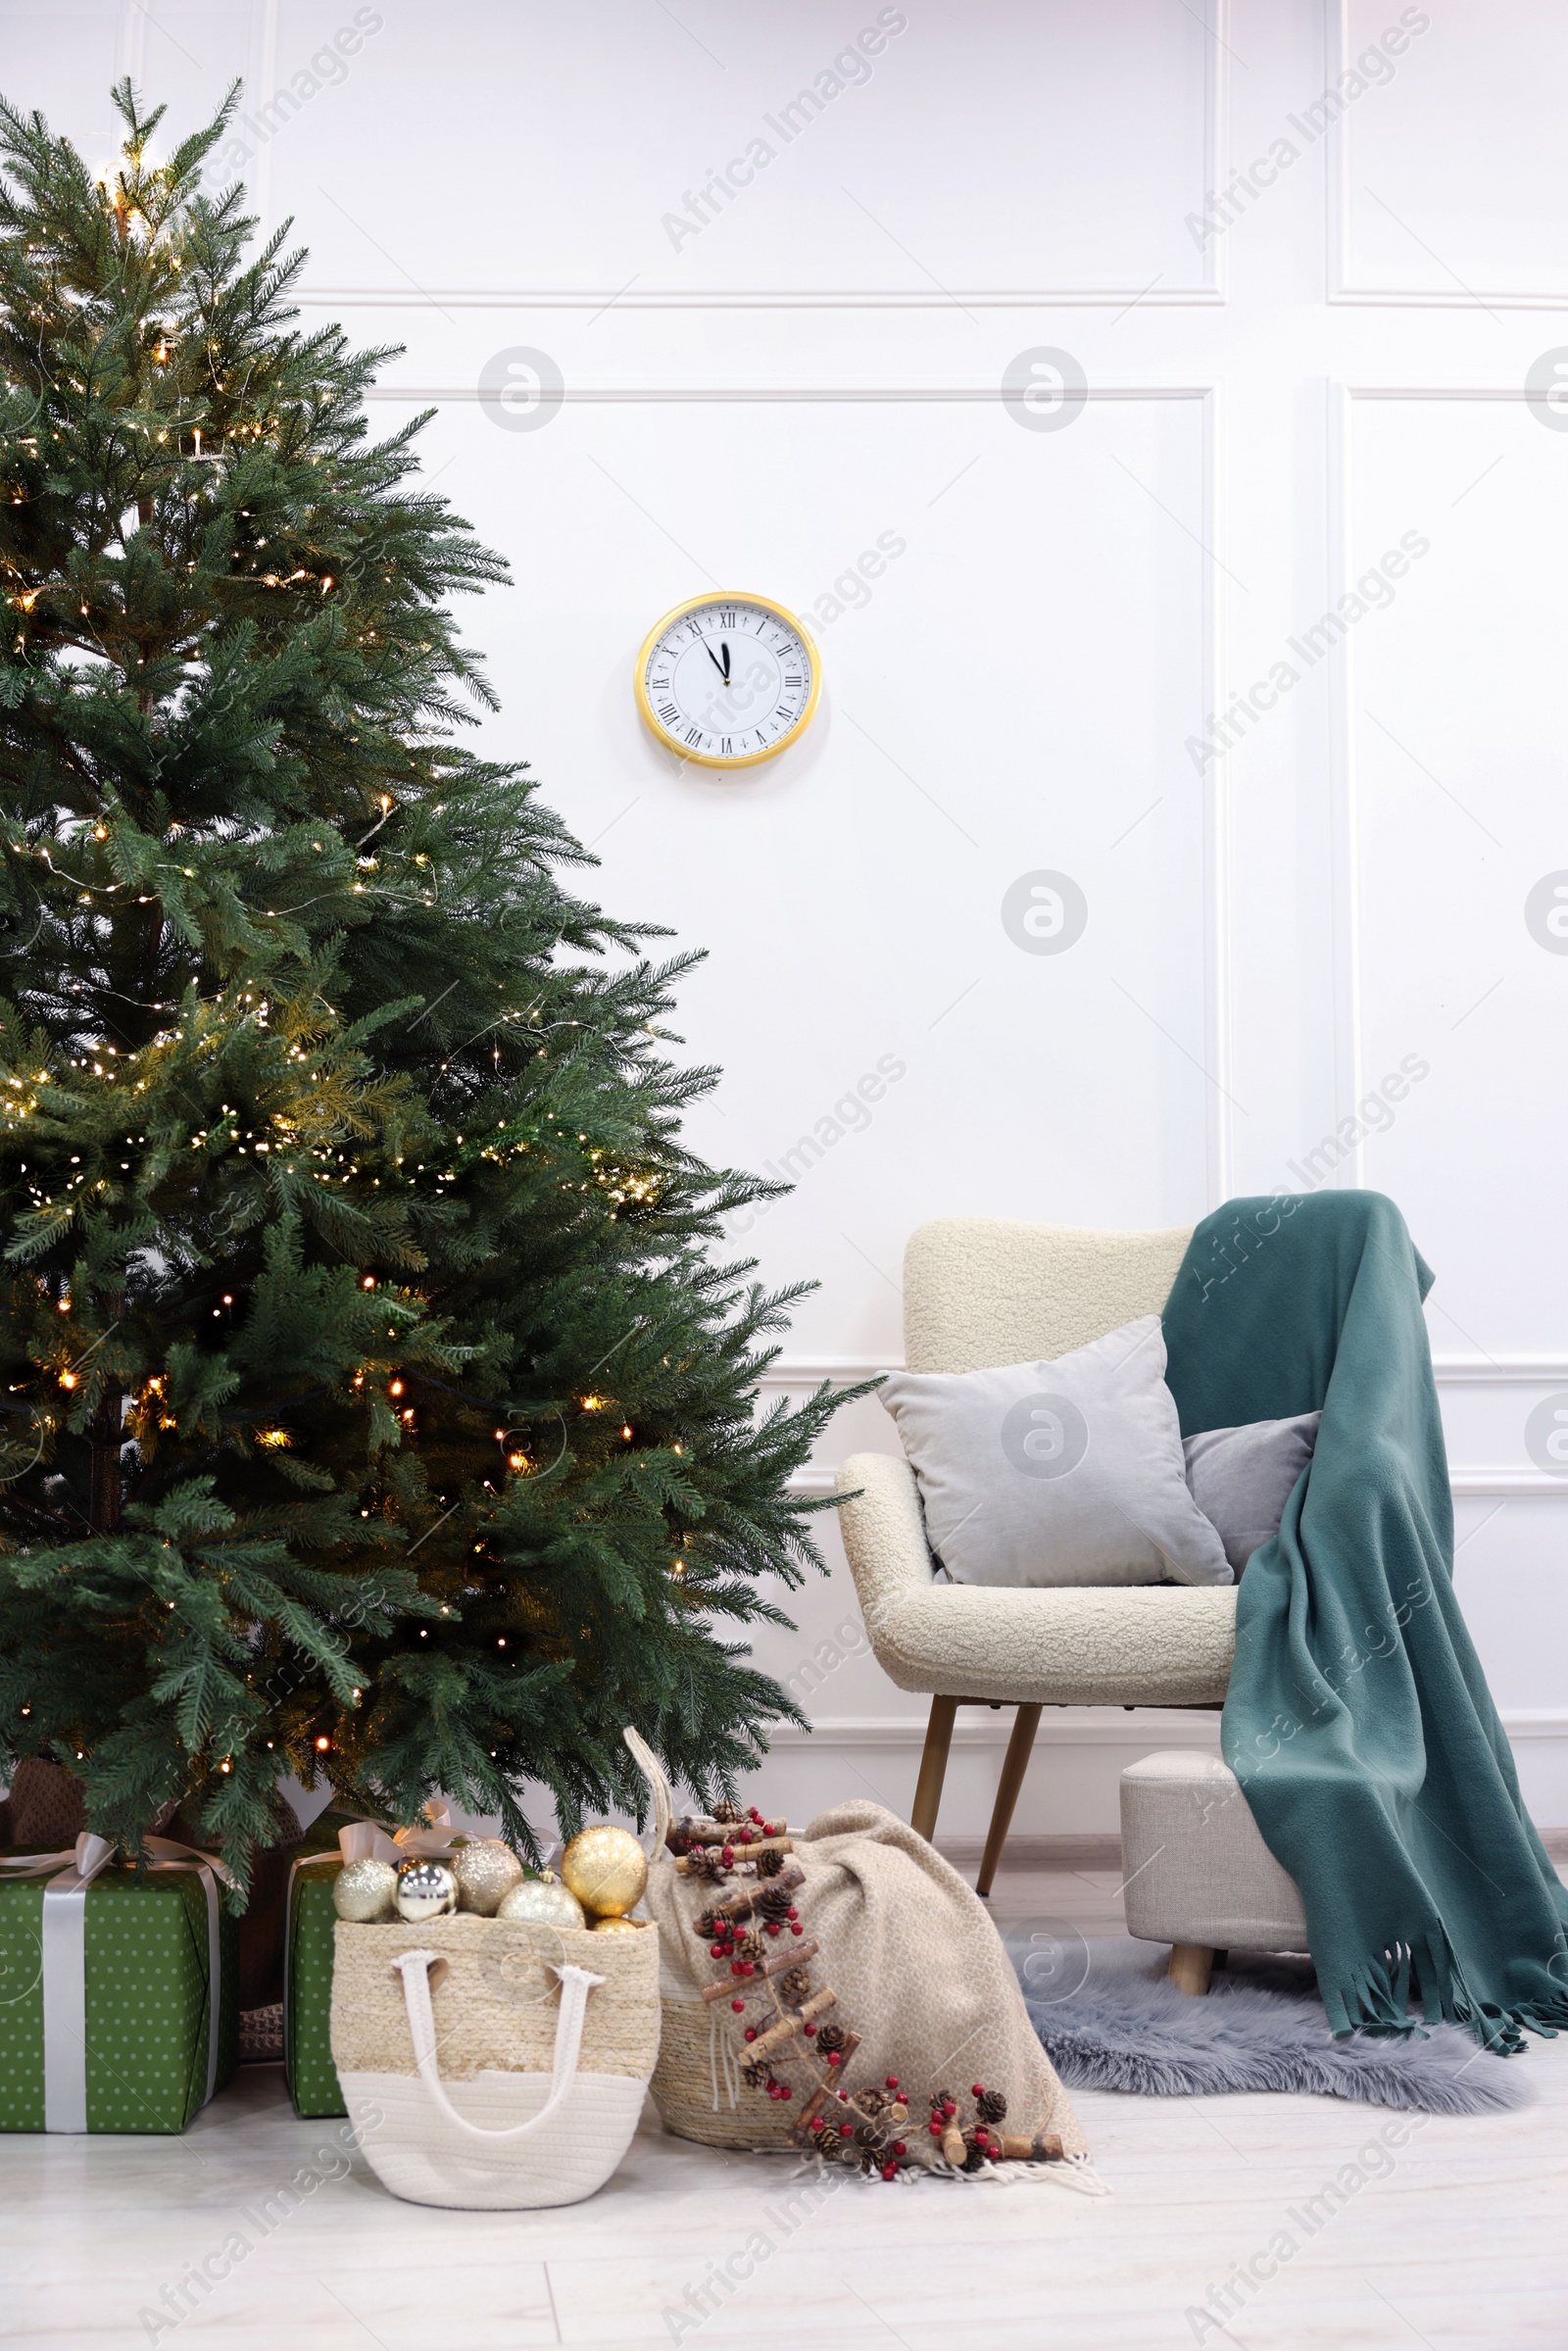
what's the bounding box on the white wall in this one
[14,0,1568,1833]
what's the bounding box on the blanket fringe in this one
[785,2151,1107,2196]
[1324,1922,1568,2055]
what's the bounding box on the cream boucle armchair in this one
[835,1217,1238,1890]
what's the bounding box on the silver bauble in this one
[332,1855,399,1923]
[454,1838,525,1917]
[495,1876,587,1931]
[394,1857,459,1923]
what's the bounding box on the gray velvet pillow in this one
[1182,1410,1321,1576]
[877,1315,1233,1589]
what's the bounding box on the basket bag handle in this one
[390,1950,606,2140]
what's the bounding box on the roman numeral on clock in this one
[659,703,679,724]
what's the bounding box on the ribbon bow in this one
[0,1831,231,2131]
[332,1797,457,1868]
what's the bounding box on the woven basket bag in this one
[330,1910,660,2208]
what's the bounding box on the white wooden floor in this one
[9,1853,1567,2351]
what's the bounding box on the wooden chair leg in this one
[910,1696,958,1843]
[976,1703,1042,1897]
[1168,1943,1214,1996]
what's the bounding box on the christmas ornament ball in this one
[453,1838,525,1916]
[589,1912,649,1934]
[332,1856,399,1923]
[495,1876,587,1931]
[561,1826,648,1918]
[395,1858,459,1923]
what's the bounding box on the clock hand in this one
[704,644,728,681]
[720,640,731,682]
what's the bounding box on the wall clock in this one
[634,593,821,769]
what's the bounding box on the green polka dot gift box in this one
[285,1804,458,2119]
[0,1836,239,2134]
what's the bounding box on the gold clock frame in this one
[634,591,822,769]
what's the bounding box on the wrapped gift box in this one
[0,1840,238,2133]
[285,1804,457,2118]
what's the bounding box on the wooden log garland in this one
[997,2131,1064,2162]
[671,1813,789,1846]
[789,2081,830,2147]
[674,1835,793,1874]
[700,1936,819,2001]
[697,1864,804,1916]
[941,2122,966,2165]
[747,1985,836,2061]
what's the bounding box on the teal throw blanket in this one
[1161,1191,1568,2051]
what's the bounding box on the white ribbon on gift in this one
[0,1831,234,2132]
[281,1799,457,2089]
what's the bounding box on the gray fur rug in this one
[1006,1935,1536,2115]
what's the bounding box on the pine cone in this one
[755,1847,784,1879]
[712,1799,744,1826]
[930,2088,953,2113]
[815,2024,847,2055]
[853,2122,879,2149]
[816,2126,844,2157]
[695,1908,723,1939]
[779,1966,812,2007]
[732,1929,762,1962]
[757,1886,792,1921]
[688,1847,726,1883]
[856,2087,885,2117]
[976,2088,1007,2125]
[740,2059,771,2090]
[961,2140,988,2174]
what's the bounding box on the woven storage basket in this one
[625,1730,1087,2166]
[330,1912,660,2208]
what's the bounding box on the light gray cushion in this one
[877,1315,1234,1590]
[1182,1410,1321,1577]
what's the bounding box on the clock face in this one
[635,595,820,768]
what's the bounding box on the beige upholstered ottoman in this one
[1120,1750,1307,1993]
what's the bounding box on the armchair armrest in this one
[835,1451,935,1632]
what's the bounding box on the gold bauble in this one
[332,1856,398,1923]
[495,1876,587,1931]
[589,1912,649,1934]
[560,1825,648,1919]
[453,1838,525,1917]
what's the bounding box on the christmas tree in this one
[0,81,850,1891]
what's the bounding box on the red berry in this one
[786,1907,799,1921]
[972,2084,984,2098]
[804,2023,816,2036]
[789,1923,803,1935]
[731,1998,745,2013]
[882,2163,898,2181]
[731,1961,743,1976]
[765,1922,781,1937]
[893,2140,906,2156]
[827,2051,841,2067]
[780,2085,792,2100]
[943,2100,956,2118]
[744,2028,758,2042]
[928,2121,942,2137]
[838,2089,848,2101]
[885,2076,899,2090]
[720,1847,734,1865]
[810,2114,824,2131]
[743,1963,756,1976]
[975,2128,989,2143]
[749,1808,762,1823]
